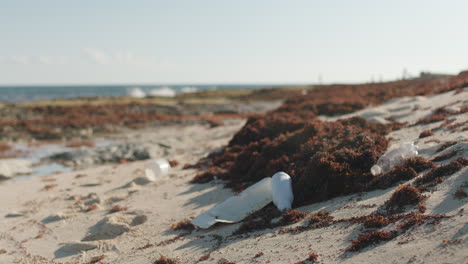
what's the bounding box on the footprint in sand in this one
[41,211,75,224]
[54,241,97,258]
[54,239,120,258]
[105,196,126,205]
[83,193,101,206]
[81,213,148,241]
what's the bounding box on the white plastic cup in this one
[144,159,170,180]
[192,177,273,228]
[271,172,294,212]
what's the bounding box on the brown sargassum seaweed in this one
[191,71,468,207]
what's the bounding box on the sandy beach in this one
[0,79,467,263]
[3,1,468,263]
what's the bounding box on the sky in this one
[1,0,467,85]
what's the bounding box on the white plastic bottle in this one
[271,172,294,212]
[370,142,418,176]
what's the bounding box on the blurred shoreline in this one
[0,84,297,103]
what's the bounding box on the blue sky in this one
[1,0,467,85]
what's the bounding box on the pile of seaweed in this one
[0,103,250,140]
[191,71,468,206]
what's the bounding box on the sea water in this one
[0,84,285,103]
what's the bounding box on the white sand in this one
[0,89,466,264]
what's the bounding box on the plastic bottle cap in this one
[370,165,382,176]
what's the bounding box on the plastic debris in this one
[0,159,33,179]
[271,172,294,212]
[144,159,170,180]
[192,177,273,229]
[371,142,418,175]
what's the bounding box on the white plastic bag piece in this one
[371,142,418,176]
[192,177,273,229]
[271,172,294,212]
[144,159,170,180]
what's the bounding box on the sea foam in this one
[148,87,176,97]
[127,87,146,98]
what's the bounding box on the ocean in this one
[0,84,285,103]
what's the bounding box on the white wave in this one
[148,86,176,97]
[180,86,198,94]
[127,87,146,98]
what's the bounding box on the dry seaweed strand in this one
[170,219,195,231]
[217,258,236,264]
[346,213,452,252]
[280,210,308,225]
[306,252,319,263]
[415,105,467,127]
[435,141,457,153]
[415,108,449,125]
[277,210,451,239]
[278,211,335,234]
[384,184,424,210]
[362,213,390,228]
[448,120,468,131]
[347,230,397,252]
[233,205,281,235]
[136,242,154,250]
[85,204,99,212]
[294,251,319,264]
[156,232,190,246]
[168,159,179,167]
[108,205,128,214]
[431,149,461,162]
[42,184,57,191]
[233,208,310,236]
[198,253,211,261]
[414,157,468,190]
[419,129,434,138]
[253,252,264,258]
[153,255,179,264]
[368,166,418,190]
[403,157,435,173]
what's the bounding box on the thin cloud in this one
[37,55,52,65]
[0,54,68,65]
[83,48,109,64]
[1,55,32,65]
[82,48,162,67]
